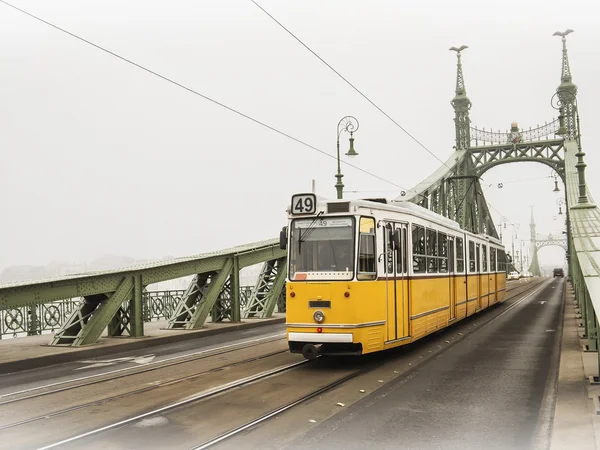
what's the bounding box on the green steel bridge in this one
[1,31,598,370]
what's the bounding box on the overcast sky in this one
[1,0,598,274]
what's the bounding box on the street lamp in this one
[551,169,560,192]
[551,84,593,207]
[557,197,565,215]
[335,116,359,199]
[504,222,520,268]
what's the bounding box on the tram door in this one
[448,237,456,321]
[476,243,482,309]
[384,222,409,342]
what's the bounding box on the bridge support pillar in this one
[231,256,241,322]
[131,274,144,337]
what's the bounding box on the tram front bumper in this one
[288,332,362,357]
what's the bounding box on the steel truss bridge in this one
[1,32,600,374]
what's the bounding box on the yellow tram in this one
[280,193,508,359]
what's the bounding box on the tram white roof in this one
[344,198,459,228]
[313,196,499,243]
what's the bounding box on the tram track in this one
[35,358,314,450]
[38,281,547,450]
[190,363,376,450]
[0,332,286,405]
[189,279,551,450]
[5,279,545,450]
[0,348,290,433]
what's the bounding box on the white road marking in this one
[74,354,156,371]
[36,360,307,450]
[0,332,286,399]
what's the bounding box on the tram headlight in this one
[313,310,325,324]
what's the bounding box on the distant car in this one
[553,268,565,278]
[522,271,533,278]
[508,271,520,280]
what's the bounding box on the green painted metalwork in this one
[242,258,287,319]
[231,256,241,322]
[52,276,134,346]
[529,204,567,276]
[0,239,285,346]
[186,259,233,330]
[335,116,360,199]
[132,274,144,337]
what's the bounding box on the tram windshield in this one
[289,217,354,281]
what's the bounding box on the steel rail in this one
[1,349,291,432]
[190,279,550,450]
[35,358,310,450]
[0,332,286,404]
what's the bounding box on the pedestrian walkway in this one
[551,283,599,449]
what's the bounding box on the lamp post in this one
[551,88,593,207]
[551,169,560,192]
[557,197,565,215]
[504,222,520,269]
[335,116,359,199]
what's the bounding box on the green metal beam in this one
[185,259,233,329]
[0,239,283,310]
[261,259,288,318]
[231,256,241,322]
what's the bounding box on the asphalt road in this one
[286,278,564,450]
[0,323,286,395]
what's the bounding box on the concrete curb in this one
[0,317,286,374]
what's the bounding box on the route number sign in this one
[291,193,316,215]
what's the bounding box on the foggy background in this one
[2,0,597,284]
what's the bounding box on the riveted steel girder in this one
[182,259,234,329]
[0,239,285,346]
[51,276,134,346]
[0,239,284,311]
[243,258,287,319]
[167,274,211,329]
[472,139,565,179]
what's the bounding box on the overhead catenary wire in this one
[250,0,520,228]
[249,0,451,170]
[0,0,425,199]
[2,0,514,224]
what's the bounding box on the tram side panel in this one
[409,276,450,341]
[466,273,479,316]
[497,272,507,302]
[455,274,468,320]
[479,273,490,310]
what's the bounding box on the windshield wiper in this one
[298,211,323,254]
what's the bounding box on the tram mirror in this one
[280,227,288,250]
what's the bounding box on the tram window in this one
[358,217,376,280]
[426,228,438,273]
[412,225,426,273]
[456,237,465,273]
[482,245,488,272]
[384,225,394,274]
[476,244,481,272]
[438,233,448,273]
[399,227,407,274]
[469,241,476,272]
[498,249,506,272]
[490,247,497,271]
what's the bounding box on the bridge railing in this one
[0,287,262,339]
[0,239,286,346]
[564,141,600,371]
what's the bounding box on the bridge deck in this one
[0,314,284,373]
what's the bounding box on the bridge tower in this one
[528,207,542,276]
